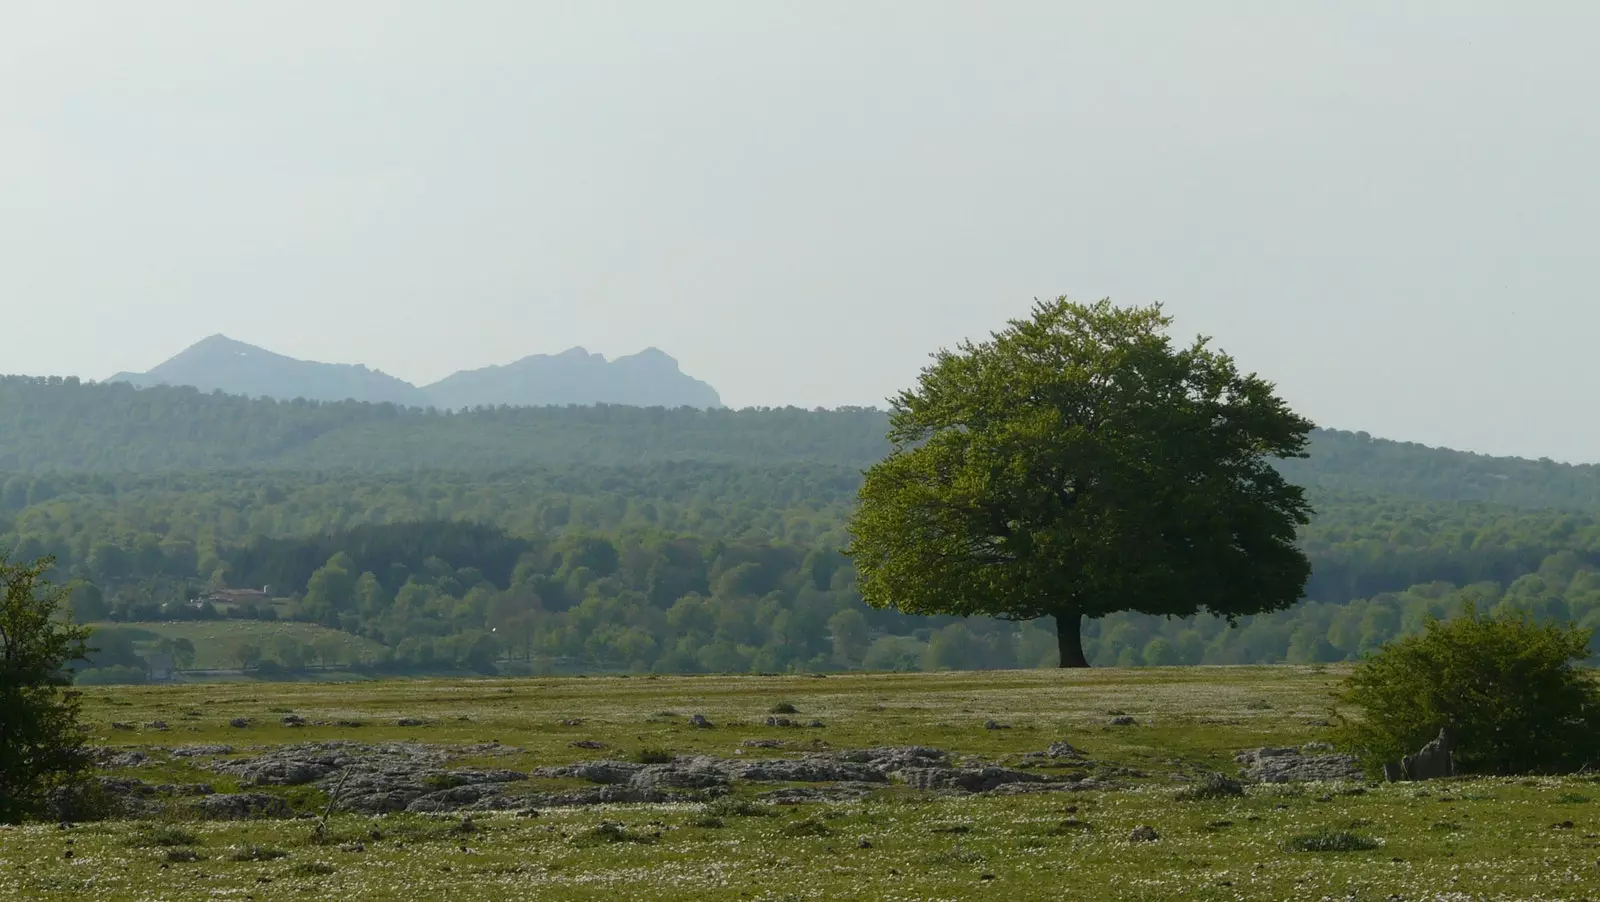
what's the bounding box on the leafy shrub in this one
[769,702,799,715]
[1174,773,1245,801]
[131,825,199,848]
[164,849,205,863]
[1336,603,1600,775]
[289,862,336,877]
[1282,829,1380,852]
[633,748,674,765]
[704,798,776,819]
[574,822,657,846]
[229,845,288,862]
[780,818,831,837]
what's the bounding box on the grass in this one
[4,666,1598,900]
[96,620,386,672]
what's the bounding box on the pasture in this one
[3,667,1597,901]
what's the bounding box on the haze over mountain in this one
[425,347,721,410]
[107,335,724,410]
[109,335,428,406]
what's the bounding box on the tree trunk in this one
[1056,610,1089,668]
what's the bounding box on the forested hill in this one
[2,376,1598,509]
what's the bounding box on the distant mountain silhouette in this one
[107,336,724,409]
[423,347,723,410]
[108,335,428,406]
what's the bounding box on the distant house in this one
[146,654,176,682]
[199,588,271,605]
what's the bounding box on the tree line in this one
[6,376,1600,512]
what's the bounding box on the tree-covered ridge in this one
[4,377,1600,510]
[7,463,1600,680]
[0,377,887,471]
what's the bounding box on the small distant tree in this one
[171,637,196,671]
[0,556,91,823]
[228,640,262,674]
[846,298,1314,667]
[1337,602,1600,775]
[311,634,345,670]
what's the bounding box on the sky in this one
[2,2,1597,461]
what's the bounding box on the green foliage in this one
[0,555,91,823]
[780,818,831,837]
[847,298,1314,666]
[1281,829,1380,852]
[1174,772,1245,801]
[1336,603,1600,775]
[228,845,288,862]
[130,826,199,848]
[575,822,658,846]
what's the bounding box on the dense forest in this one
[6,377,1600,510]
[3,377,1599,681]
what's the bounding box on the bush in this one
[1174,772,1245,801]
[0,556,92,823]
[229,845,288,862]
[633,748,674,764]
[1282,829,1380,852]
[1337,603,1600,775]
[131,826,199,848]
[780,818,831,837]
[704,798,776,819]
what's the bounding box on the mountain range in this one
[107,335,723,409]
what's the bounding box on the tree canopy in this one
[0,555,90,822]
[847,298,1316,666]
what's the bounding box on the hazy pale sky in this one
[3,2,1596,460]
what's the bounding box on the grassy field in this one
[4,666,1598,901]
[96,620,387,671]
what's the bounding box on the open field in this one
[96,620,387,672]
[4,667,1599,901]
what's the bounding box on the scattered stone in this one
[228,718,251,729]
[192,793,292,820]
[983,720,1010,730]
[896,766,1046,793]
[335,720,364,728]
[570,740,608,750]
[759,785,875,804]
[837,746,949,772]
[110,722,136,731]
[1109,716,1137,727]
[171,745,233,758]
[733,758,886,784]
[740,739,785,749]
[559,718,584,726]
[146,721,169,731]
[1128,825,1160,843]
[102,750,151,768]
[396,718,426,727]
[807,721,825,728]
[1236,746,1363,783]
[688,714,714,729]
[282,715,306,727]
[765,716,795,728]
[1392,728,1457,782]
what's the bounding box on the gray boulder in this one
[1235,746,1363,783]
[192,793,292,820]
[896,766,1046,793]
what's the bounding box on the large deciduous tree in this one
[0,556,92,822]
[846,298,1315,667]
